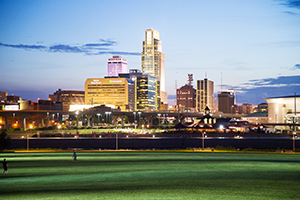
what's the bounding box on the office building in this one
[85,78,134,111]
[49,89,85,111]
[119,69,160,111]
[231,103,254,114]
[107,55,127,77]
[141,29,166,103]
[218,91,235,113]
[196,78,214,112]
[177,85,196,111]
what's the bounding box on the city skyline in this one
[0,0,299,105]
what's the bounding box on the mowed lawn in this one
[0,152,300,200]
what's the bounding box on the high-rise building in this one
[119,69,160,111]
[85,78,134,111]
[218,91,235,113]
[49,89,85,111]
[141,29,166,103]
[107,55,127,77]
[196,78,214,112]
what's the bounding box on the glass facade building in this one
[135,75,160,111]
[119,69,160,111]
[141,29,166,103]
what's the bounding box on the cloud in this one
[283,11,298,15]
[49,44,83,53]
[223,75,300,105]
[280,0,300,9]
[292,64,300,70]
[0,42,47,50]
[0,39,140,56]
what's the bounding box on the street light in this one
[157,113,161,127]
[202,132,206,149]
[138,111,141,127]
[133,112,136,126]
[293,132,296,152]
[105,112,111,124]
[97,113,101,125]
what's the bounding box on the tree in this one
[0,130,12,150]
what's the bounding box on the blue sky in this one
[0,0,299,105]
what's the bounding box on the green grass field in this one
[0,151,299,200]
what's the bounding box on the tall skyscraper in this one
[141,29,166,103]
[196,78,214,112]
[107,55,127,77]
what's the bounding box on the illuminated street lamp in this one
[97,113,102,125]
[293,132,296,152]
[157,113,161,127]
[202,131,206,149]
[105,112,111,124]
[133,112,136,125]
[138,111,141,127]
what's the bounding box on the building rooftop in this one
[244,111,268,118]
[265,95,300,99]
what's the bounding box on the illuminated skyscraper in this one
[196,78,214,112]
[119,69,160,111]
[141,29,166,103]
[107,55,127,77]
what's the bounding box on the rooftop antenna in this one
[175,80,177,106]
[188,74,193,86]
[221,72,223,93]
[205,67,207,79]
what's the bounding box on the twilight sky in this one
[0,0,299,105]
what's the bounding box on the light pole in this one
[97,113,100,125]
[293,132,296,152]
[157,113,161,127]
[133,112,136,128]
[27,133,29,152]
[105,112,111,124]
[202,132,206,149]
[138,111,141,127]
[105,112,109,124]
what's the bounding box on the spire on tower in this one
[188,74,193,86]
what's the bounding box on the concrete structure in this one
[176,84,196,111]
[218,91,235,113]
[141,29,166,103]
[107,55,127,77]
[49,89,84,111]
[265,95,300,127]
[253,103,268,113]
[241,111,269,124]
[196,78,214,112]
[85,77,134,111]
